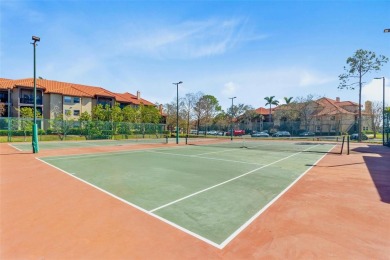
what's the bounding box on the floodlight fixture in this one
[32,36,40,42]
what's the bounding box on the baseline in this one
[35,157,222,248]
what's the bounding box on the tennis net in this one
[186,136,345,154]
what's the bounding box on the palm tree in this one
[284,97,293,104]
[264,96,279,123]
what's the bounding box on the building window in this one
[316,126,321,132]
[0,92,8,103]
[74,97,80,103]
[97,98,112,107]
[64,109,71,116]
[73,110,80,116]
[64,96,72,103]
[330,116,336,121]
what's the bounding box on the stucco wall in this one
[82,97,92,116]
[50,94,63,119]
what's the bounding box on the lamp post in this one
[229,97,236,141]
[32,36,40,153]
[374,77,386,146]
[384,29,390,145]
[173,81,183,144]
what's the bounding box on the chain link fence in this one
[182,121,358,136]
[0,117,166,142]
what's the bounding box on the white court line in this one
[8,143,23,151]
[36,157,221,249]
[147,150,264,166]
[37,143,334,249]
[149,144,320,213]
[219,144,335,248]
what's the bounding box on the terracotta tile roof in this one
[336,101,358,106]
[2,78,156,106]
[114,92,137,103]
[71,84,115,98]
[0,79,12,89]
[270,97,360,118]
[314,97,355,116]
[36,80,93,97]
[114,92,155,106]
[255,107,273,115]
[0,78,46,90]
[0,78,12,82]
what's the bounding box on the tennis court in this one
[38,140,335,247]
[2,140,390,258]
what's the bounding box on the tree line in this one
[163,92,298,135]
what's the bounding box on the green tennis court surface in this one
[39,142,334,247]
[11,138,166,151]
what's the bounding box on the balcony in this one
[20,96,43,105]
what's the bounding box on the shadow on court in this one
[352,145,390,203]
[0,151,32,156]
[305,162,366,167]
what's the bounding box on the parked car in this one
[350,133,368,140]
[225,129,245,136]
[272,131,291,137]
[251,131,269,137]
[206,130,218,135]
[299,131,315,136]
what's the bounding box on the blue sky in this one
[1,0,389,110]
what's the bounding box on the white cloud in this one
[221,82,239,97]
[362,78,390,105]
[184,67,338,110]
[217,67,335,93]
[115,17,267,59]
[298,70,334,87]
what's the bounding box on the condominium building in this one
[0,78,158,127]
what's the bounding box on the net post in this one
[347,135,350,155]
[185,135,188,145]
[165,135,168,144]
[340,135,345,155]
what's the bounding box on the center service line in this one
[149,144,320,213]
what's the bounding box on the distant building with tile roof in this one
[239,97,372,135]
[254,107,275,122]
[0,78,161,127]
[272,96,372,134]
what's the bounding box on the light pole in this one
[173,81,183,144]
[32,36,40,153]
[374,77,386,145]
[229,97,236,141]
[382,29,390,145]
